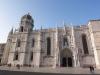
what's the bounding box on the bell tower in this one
[19,13,34,32]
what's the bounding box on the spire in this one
[63,20,66,26]
[63,20,66,31]
[63,21,66,35]
[71,26,76,47]
[41,25,42,30]
[9,28,13,35]
[70,23,73,27]
[55,23,58,29]
[28,12,30,15]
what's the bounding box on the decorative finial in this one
[70,23,73,27]
[63,20,65,26]
[41,25,42,30]
[27,12,31,16]
[56,23,58,28]
[28,12,30,15]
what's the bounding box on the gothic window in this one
[17,39,21,47]
[13,51,19,60]
[30,52,33,61]
[32,39,35,47]
[47,37,51,55]
[0,58,1,63]
[63,37,68,46]
[82,34,89,54]
[20,26,24,32]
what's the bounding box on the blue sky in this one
[0,0,100,43]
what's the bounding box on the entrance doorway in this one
[61,57,72,67]
[62,57,67,67]
[60,49,73,67]
[68,57,72,67]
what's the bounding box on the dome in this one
[20,13,34,28]
[21,13,33,21]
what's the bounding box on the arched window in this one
[30,52,33,61]
[20,26,24,32]
[82,34,89,54]
[31,39,35,47]
[17,39,21,47]
[63,37,68,46]
[13,51,19,60]
[47,37,51,55]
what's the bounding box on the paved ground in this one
[0,70,73,75]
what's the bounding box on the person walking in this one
[90,65,94,74]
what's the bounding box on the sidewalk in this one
[0,66,100,74]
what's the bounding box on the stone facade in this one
[1,14,100,68]
[0,43,5,63]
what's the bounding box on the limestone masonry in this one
[0,14,100,68]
